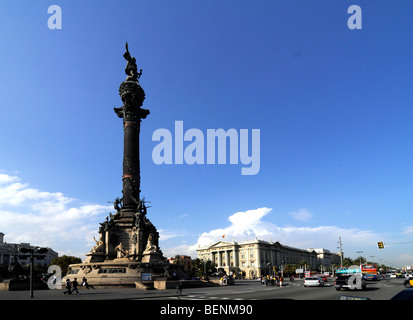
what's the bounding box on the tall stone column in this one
[212,252,216,267]
[217,251,222,268]
[225,251,230,267]
[114,42,149,220]
[233,248,238,267]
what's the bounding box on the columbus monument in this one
[65,43,184,288]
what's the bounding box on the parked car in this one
[304,277,324,287]
[335,274,366,291]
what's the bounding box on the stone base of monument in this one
[141,251,163,263]
[0,280,49,291]
[64,259,186,289]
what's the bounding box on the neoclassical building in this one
[196,239,319,279]
[0,232,58,268]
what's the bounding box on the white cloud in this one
[163,207,381,258]
[395,253,413,267]
[289,208,313,222]
[0,173,111,256]
[0,173,391,265]
[161,243,194,258]
[402,225,413,236]
[158,229,188,241]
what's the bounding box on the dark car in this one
[335,274,366,291]
[390,288,413,300]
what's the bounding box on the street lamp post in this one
[19,247,48,299]
[356,251,364,266]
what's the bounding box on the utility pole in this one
[338,237,343,269]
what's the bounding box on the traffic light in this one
[377,241,385,249]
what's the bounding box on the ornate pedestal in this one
[66,207,185,288]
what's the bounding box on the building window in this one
[68,269,80,274]
[98,268,126,274]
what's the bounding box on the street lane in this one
[159,278,407,300]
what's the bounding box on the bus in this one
[361,265,379,281]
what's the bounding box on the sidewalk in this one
[0,286,186,300]
[0,278,310,300]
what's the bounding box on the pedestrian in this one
[71,278,80,295]
[279,275,283,287]
[63,279,72,295]
[81,277,95,289]
[176,278,183,294]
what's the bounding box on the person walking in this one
[176,278,183,294]
[71,278,80,295]
[63,279,72,295]
[81,277,95,289]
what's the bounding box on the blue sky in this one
[1,0,413,268]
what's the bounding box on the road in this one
[2,277,404,320]
[152,277,408,301]
[0,277,407,301]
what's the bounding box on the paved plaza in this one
[0,286,184,300]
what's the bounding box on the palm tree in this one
[299,260,309,269]
[354,256,366,265]
[342,257,354,268]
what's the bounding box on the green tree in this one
[173,255,186,266]
[342,257,354,268]
[354,256,366,265]
[299,260,309,269]
[284,264,297,276]
[51,255,81,276]
[190,258,203,277]
[191,258,216,277]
